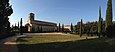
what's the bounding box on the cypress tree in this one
[105,0,113,29]
[18,22,19,28]
[80,19,83,37]
[59,23,61,32]
[71,23,73,32]
[15,23,16,32]
[20,18,23,35]
[98,6,103,37]
[12,25,14,32]
[18,22,19,32]
[40,26,42,32]
[62,24,64,32]
[105,0,113,37]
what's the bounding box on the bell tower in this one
[28,13,35,21]
[27,13,35,32]
[28,13,35,24]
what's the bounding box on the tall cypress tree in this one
[20,18,23,35]
[15,23,16,32]
[18,22,20,32]
[98,6,102,37]
[105,0,113,29]
[18,21,19,32]
[62,24,64,32]
[80,19,83,37]
[71,23,73,32]
[18,22,19,28]
[59,23,61,32]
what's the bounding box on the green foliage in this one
[105,0,113,29]
[37,26,40,32]
[98,6,103,37]
[7,21,11,33]
[105,0,113,37]
[0,0,13,34]
[40,26,42,32]
[75,21,99,35]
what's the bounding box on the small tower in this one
[27,13,35,32]
[28,13,35,21]
[28,13,35,24]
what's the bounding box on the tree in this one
[11,25,14,32]
[71,23,73,32]
[98,6,103,37]
[18,22,19,28]
[40,26,42,32]
[7,21,10,34]
[15,23,16,32]
[59,23,61,32]
[18,22,19,32]
[105,0,113,29]
[62,24,64,32]
[37,26,40,32]
[105,0,113,37]
[20,18,23,35]
[80,19,83,37]
[0,0,13,34]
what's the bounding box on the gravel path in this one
[0,34,24,52]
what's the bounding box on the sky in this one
[9,0,115,26]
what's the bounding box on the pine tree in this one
[20,18,23,35]
[80,19,83,37]
[105,0,113,29]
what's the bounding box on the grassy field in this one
[17,34,115,52]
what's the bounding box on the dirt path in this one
[0,36,19,52]
[0,43,18,52]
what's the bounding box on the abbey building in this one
[27,13,57,32]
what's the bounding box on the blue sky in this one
[9,0,115,26]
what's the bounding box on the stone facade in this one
[27,13,57,32]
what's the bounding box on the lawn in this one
[17,34,115,52]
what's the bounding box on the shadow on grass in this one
[17,38,29,42]
[0,44,18,52]
[17,38,115,52]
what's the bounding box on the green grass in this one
[17,34,97,44]
[17,34,115,52]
